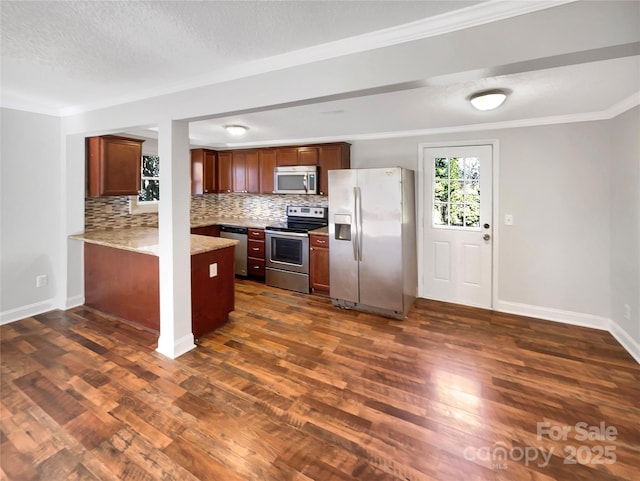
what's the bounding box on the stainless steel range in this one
[265,205,328,293]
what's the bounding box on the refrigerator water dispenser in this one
[334,214,352,240]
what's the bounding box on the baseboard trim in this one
[1,298,57,325]
[65,295,85,310]
[496,300,639,364]
[609,320,640,364]
[496,300,610,330]
[156,333,196,359]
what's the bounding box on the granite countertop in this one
[70,227,238,256]
[309,226,329,236]
[190,217,276,230]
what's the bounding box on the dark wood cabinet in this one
[298,147,319,165]
[191,148,217,194]
[217,151,233,193]
[245,151,260,193]
[232,150,260,193]
[318,143,350,196]
[216,143,349,195]
[191,247,235,338]
[191,225,220,237]
[87,135,144,197]
[276,147,299,166]
[83,242,235,338]
[276,146,319,166]
[232,151,246,192]
[247,228,265,278]
[309,234,330,292]
[259,149,277,194]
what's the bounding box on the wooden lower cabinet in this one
[309,234,330,292]
[247,228,265,278]
[84,242,235,338]
[191,225,220,237]
[191,247,235,338]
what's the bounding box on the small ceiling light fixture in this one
[469,89,508,111]
[224,124,248,136]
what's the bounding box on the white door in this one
[422,145,493,308]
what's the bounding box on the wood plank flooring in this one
[2,279,639,481]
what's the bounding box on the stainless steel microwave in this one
[273,165,317,194]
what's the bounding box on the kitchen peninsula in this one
[71,227,238,338]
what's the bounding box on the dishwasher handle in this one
[219,225,248,235]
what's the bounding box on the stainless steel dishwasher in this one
[219,225,248,276]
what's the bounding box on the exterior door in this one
[422,145,493,308]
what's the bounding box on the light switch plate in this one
[504,214,514,226]
[209,263,217,277]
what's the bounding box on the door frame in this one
[417,140,500,309]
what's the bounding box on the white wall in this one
[351,119,613,326]
[609,106,640,355]
[1,108,62,322]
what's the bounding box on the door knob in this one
[483,234,491,241]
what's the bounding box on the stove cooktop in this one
[265,205,328,233]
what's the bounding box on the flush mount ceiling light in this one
[469,89,508,111]
[224,124,248,136]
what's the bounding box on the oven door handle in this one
[265,230,309,238]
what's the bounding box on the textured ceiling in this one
[1,0,480,111]
[1,0,639,146]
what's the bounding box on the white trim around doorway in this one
[416,139,500,309]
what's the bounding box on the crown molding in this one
[10,0,576,117]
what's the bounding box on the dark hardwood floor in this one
[2,279,639,481]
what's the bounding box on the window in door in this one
[433,157,480,229]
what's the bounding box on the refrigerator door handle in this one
[357,186,363,261]
[353,186,359,261]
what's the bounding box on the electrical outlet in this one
[504,214,514,226]
[209,263,217,278]
[36,274,48,288]
[624,304,631,320]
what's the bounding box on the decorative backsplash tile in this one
[84,197,158,231]
[85,194,327,231]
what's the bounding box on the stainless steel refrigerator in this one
[328,167,417,319]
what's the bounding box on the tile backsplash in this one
[85,193,327,231]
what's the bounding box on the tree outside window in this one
[138,155,159,203]
[433,157,480,228]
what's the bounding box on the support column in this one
[156,120,195,359]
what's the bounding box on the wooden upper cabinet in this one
[87,135,144,197]
[217,151,233,193]
[318,143,351,196]
[259,149,277,194]
[276,146,319,166]
[191,148,217,194]
[216,143,349,195]
[231,150,259,193]
[232,151,246,192]
[276,147,299,166]
[298,147,319,165]
[245,151,260,194]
